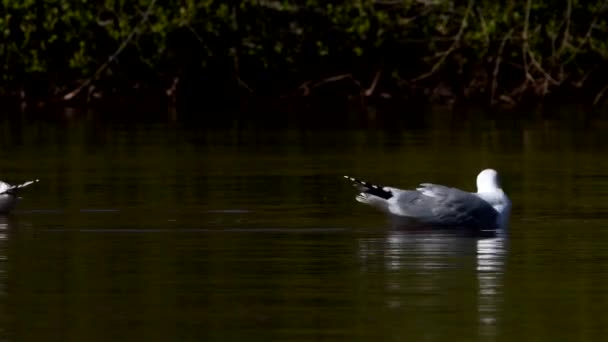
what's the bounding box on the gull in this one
[0,179,39,214]
[344,169,511,230]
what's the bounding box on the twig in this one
[364,70,382,96]
[411,0,474,82]
[186,24,208,47]
[396,7,436,26]
[373,0,407,5]
[572,67,596,88]
[562,0,608,65]
[166,77,179,101]
[293,74,364,97]
[295,74,351,97]
[476,6,490,47]
[521,0,533,84]
[311,74,357,89]
[237,76,254,93]
[297,82,311,96]
[63,0,157,101]
[557,0,572,56]
[522,0,531,42]
[498,94,516,105]
[541,78,549,95]
[527,50,560,85]
[519,1,558,91]
[593,82,608,106]
[491,29,513,105]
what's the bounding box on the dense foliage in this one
[2,0,608,106]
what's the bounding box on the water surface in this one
[0,107,608,340]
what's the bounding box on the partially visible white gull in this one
[0,179,39,214]
[344,169,511,230]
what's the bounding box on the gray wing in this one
[392,183,499,229]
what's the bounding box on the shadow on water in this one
[386,215,507,238]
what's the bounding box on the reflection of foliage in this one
[2,0,608,105]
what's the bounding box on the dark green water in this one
[1,108,608,341]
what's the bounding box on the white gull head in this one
[476,168,501,193]
[475,169,511,227]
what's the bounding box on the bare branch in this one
[311,74,358,89]
[476,6,490,47]
[411,0,475,82]
[364,70,382,97]
[594,83,608,106]
[557,0,572,56]
[523,0,531,42]
[562,0,608,65]
[491,29,514,105]
[294,74,356,97]
[166,77,179,99]
[237,77,254,93]
[572,67,597,88]
[186,24,207,46]
[521,0,532,83]
[498,94,516,105]
[528,50,560,85]
[291,73,383,98]
[396,6,436,26]
[63,0,158,101]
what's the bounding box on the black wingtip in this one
[343,175,393,200]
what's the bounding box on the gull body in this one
[344,169,511,230]
[0,179,39,214]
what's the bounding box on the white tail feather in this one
[0,179,39,195]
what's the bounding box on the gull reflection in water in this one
[0,216,11,298]
[476,234,506,337]
[357,227,507,336]
[0,216,19,339]
[0,216,12,340]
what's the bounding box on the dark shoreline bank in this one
[1,88,603,130]
[2,69,605,114]
[4,1,608,116]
